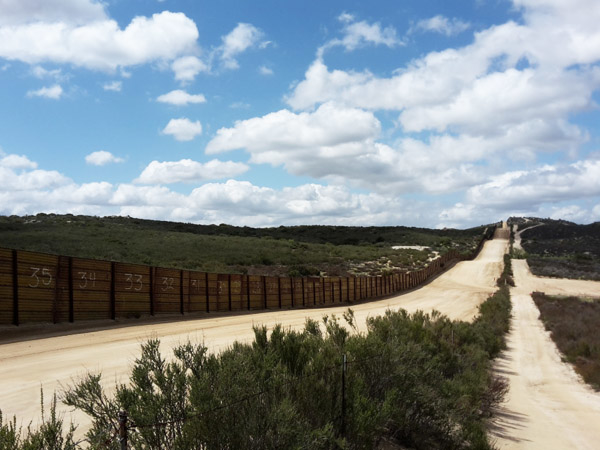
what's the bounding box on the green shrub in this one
[56,286,511,449]
[3,256,512,449]
[511,248,528,259]
[0,391,77,450]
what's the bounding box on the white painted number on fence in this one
[78,271,96,289]
[161,277,174,291]
[29,267,52,288]
[124,273,143,291]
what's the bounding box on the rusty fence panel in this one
[216,274,230,312]
[291,277,303,307]
[230,274,243,311]
[247,275,263,310]
[280,277,292,308]
[153,267,181,315]
[264,276,279,309]
[71,257,112,321]
[205,273,219,312]
[186,271,208,313]
[114,262,151,319]
[0,249,14,325]
[16,250,65,324]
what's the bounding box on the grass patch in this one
[532,292,600,390]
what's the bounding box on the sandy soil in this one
[490,258,600,449]
[0,235,507,435]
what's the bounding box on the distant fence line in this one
[0,227,495,326]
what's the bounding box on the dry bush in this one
[532,292,600,390]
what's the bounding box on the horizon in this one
[1,0,600,229]
[5,212,591,232]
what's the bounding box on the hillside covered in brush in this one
[0,214,491,277]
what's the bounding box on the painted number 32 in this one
[29,267,52,288]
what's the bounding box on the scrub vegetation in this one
[532,292,600,390]
[0,214,490,277]
[508,217,600,281]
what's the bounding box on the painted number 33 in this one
[124,273,143,291]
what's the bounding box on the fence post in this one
[149,267,154,316]
[347,277,350,302]
[110,262,116,320]
[68,257,74,323]
[277,277,282,309]
[228,274,232,311]
[118,410,128,450]
[12,250,19,326]
[341,354,347,438]
[180,270,184,315]
[246,275,251,310]
[205,272,210,313]
[262,276,267,309]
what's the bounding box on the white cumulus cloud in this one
[26,84,63,99]
[205,102,491,194]
[219,23,267,69]
[135,159,249,184]
[102,80,122,92]
[0,10,199,72]
[0,0,107,26]
[85,150,125,166]
[412,15,470,36]
[157,89,206,106]
[206,102,381,158]
[171,55,209,83]
[318,13,402,57]
[0,153,37,170]
[259,65,273,76]
[162,118,202,141]
[465,160,600,210]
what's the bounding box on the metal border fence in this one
[0,227,495,326]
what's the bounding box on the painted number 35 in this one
[29,267,52,288]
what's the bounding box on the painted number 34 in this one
[78,271,96,289]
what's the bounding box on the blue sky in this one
[1,0,600,228]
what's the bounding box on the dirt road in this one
[0,235,507,433]
[491,259,600,449]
